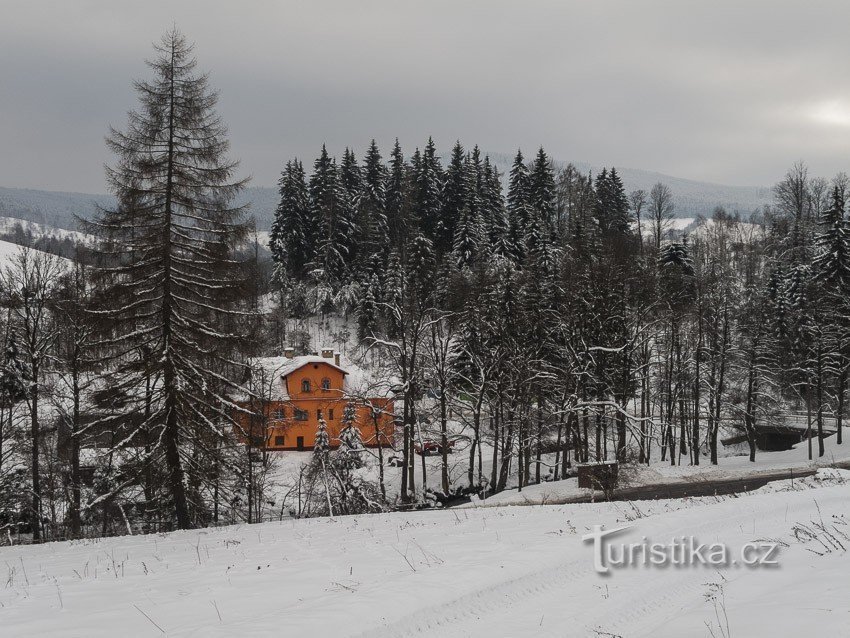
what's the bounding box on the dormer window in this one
[301,379,311,393]
[321,377,331,391]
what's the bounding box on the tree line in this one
[271,141,848,503]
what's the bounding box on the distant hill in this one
[0,185,277,232]
[486,153,773,218]
[0,160,773,233]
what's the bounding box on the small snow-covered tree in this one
[337,401,364,468]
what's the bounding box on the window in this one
[274,435,285,447]
[328,408,335,421]
[321,377,331,391]
[317,409,323,420]
[294,409,308,421]
[301,379,311,393]
[273,407,285,420]
[296,436,304,451]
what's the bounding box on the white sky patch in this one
[809,99,850,127]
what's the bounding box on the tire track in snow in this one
[353,493,792,637]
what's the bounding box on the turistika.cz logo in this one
[582,524,781,574]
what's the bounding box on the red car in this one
[415,440,456,456]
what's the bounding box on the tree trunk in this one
[534,392,543,484]
[68,361,82,538]
[490,400,500,492]
[30,380,40,542]
[816,335,825,458]
[440,388,449,494]
[836,363,846,446]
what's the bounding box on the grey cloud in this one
[2,0,850,192]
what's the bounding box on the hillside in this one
[0,185,276,233]
[0,469,846,637]
[0,239,72,267]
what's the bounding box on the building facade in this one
[238,351,395,451]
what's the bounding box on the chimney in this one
[334,352,341,367]
[321,348,334,360]
[284,347,294,359]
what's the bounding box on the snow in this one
[0,470,847,637]
[0,216,94,245]
[0,239,72,270]
[462,433,850,508]
[647,431,850,480]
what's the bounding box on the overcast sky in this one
[2,1,850,193]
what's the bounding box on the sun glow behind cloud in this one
[810,100,850,127]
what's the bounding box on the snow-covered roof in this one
[270,355,347,379]
[245,355,340,401]
[246,354,395,401]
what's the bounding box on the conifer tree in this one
[271,159,311,280]
[357,273,381,342]
[359,140,389,270]
[507,150,531,263]
[338,401,364,466]
[441,141,468,256]
[528,147,556,233]
[339,148,363,273]
[386,139,409,254]
[90,29,251,529]
[482,156,508,253]
[413,138,444,247]
[309,145,352,287]
[608,168,631,234]
[813,185,850,289]
[452,154,485,268]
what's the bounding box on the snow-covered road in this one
[1,471,848,637]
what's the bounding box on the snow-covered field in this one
[0,469,847,637]
[0,238,73,270]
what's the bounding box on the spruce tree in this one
[338,401,365,467]
[271,159,311,280]
[0,329,27,412]
[528,147,556,233]
[482,156,508,253]
[441,141,468,256]
[339,148,363,274]
[91,29,251,529]
[453,155,484,268]
[813,185,850,289]
[595,168,632,237]
[386,139,409,254]
[608,168,631,234]
[357,273,381,342]
[359,140,389,270]
[507,150,531,263]
[309,145,352,287]
[413,138,443,247]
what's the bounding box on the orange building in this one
[238,349,395,451]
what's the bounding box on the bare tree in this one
[1,247,64,541]
[630,189,648,250]
[649,183,675,248]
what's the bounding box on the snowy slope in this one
[0,185,276,231]
[0,470,847,637]
[0,216,94,245]
[0,239,72,270]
